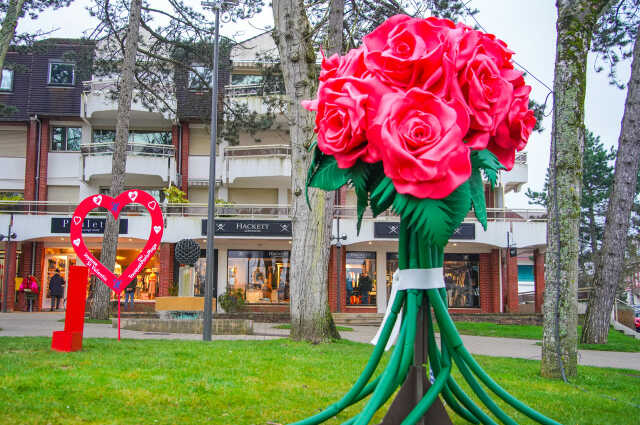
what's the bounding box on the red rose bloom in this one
[450,47,514,150]
[302,76,389,168]
[488,84,536,170]
[319,46,367,82]
[363,15,454,96]
[369,88,471,199]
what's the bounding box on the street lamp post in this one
[201,0,226,341]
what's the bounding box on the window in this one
[227,250,290,304]
[51,127,81,151]
[231,74,263,86]
[444,254,479,308]
[48,62,75,86]
[92,130,171,145]
[1,69,14,91]
[188,65,212,90]
[346,252,377,306]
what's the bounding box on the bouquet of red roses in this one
[299,15,559,425]
[305,14,536,247]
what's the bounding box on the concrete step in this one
[333,313,384,326]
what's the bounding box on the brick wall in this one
[181,123,190,196]
[158,243,174,297]
[0,241,17,311]
[24,119,38,202]
[327,245,346,312]
[38,118,49,203]
[534,249,545,313]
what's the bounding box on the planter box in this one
[155,296,216,312]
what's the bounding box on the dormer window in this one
[0,69,13,91]
[48,62,75,86]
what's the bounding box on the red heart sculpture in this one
[69,190,164,294]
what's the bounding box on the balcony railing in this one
[224,144,291,157]
[83,78,118,92]
[80,142,175,158]
[514,151,527,165]
[224,83,284,97]
[0,201,546,223]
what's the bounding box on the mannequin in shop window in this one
[358,271,372,305]
[252,267,265,289]
[346,273,354,305]
[48,269,65,311]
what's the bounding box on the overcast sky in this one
[16,0,631,208]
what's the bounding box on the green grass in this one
[57,318,113,325]
[0,337,638,424]
[437,322,640,352]
[273,324,354,332]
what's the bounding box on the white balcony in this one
[502,152,528,193]
[81,79,175,126]
[80,142,177,187]
[225,84,285,115]
[222,144,291,185]
[0,157,25,190]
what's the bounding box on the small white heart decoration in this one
[73,238,81,247]
[93,195,102,206]
[153,225,162,234]
[128,191,138,202]
[73,216,82,225]
[148,201,157,210]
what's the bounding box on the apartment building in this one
[0,34,547,316]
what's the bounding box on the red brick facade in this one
[506,251,518,312]
[0,241,17,311]
[158,243,174,297]
[24,119,38,202]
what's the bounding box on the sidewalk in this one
[1,312,638,371]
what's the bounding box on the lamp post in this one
[1,214,16,313]
[201,0,238,341]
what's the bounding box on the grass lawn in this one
[273,324,354,332]
[1,337,638,425]
[439,322,640,352]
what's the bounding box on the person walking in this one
[124,280,136,311]
[48,269,65,311]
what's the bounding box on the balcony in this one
[224,83,285,115]
[80,141,177,187]
[221,144,291,185]
[0,157,26,190]
[81,79,175,126]
[502,152,528,193]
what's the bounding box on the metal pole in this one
[202,0,221,341]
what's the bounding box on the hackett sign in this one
[51,217,128,234]
[374,222,475,240]
[201,219,292,237]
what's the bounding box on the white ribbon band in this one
[370,267,444,351]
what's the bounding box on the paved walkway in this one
[1,312,638,371]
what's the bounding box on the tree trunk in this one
[273,0,339,343]
[88,0,142,320]
[0,0,25,86]
[581,23,640,344]
[542,0,609,379]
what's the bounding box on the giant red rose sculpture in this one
[299,15,560,425]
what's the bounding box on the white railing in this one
[224,144,290,157]
[80,142,175,158]
[0,201,546,223]
[224,83,284,97]
[83,78,119,92]
[515,151,527,165]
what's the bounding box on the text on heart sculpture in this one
[69,190,164,293]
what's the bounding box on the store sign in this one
[201,219,292,237]
[374,222,475,240]
[51,217,128,234]
[346,251,377,260]
[228,250,290,259]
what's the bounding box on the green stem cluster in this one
[290,222,562,425]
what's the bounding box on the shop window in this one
[385,253,480,309]
[346,252,376,306]
[188,65,212,90]
[48,62,75,86]
[227,250,290,304]
[444,254,479,308]
[1,69,14,91]
[51,127,82,151]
